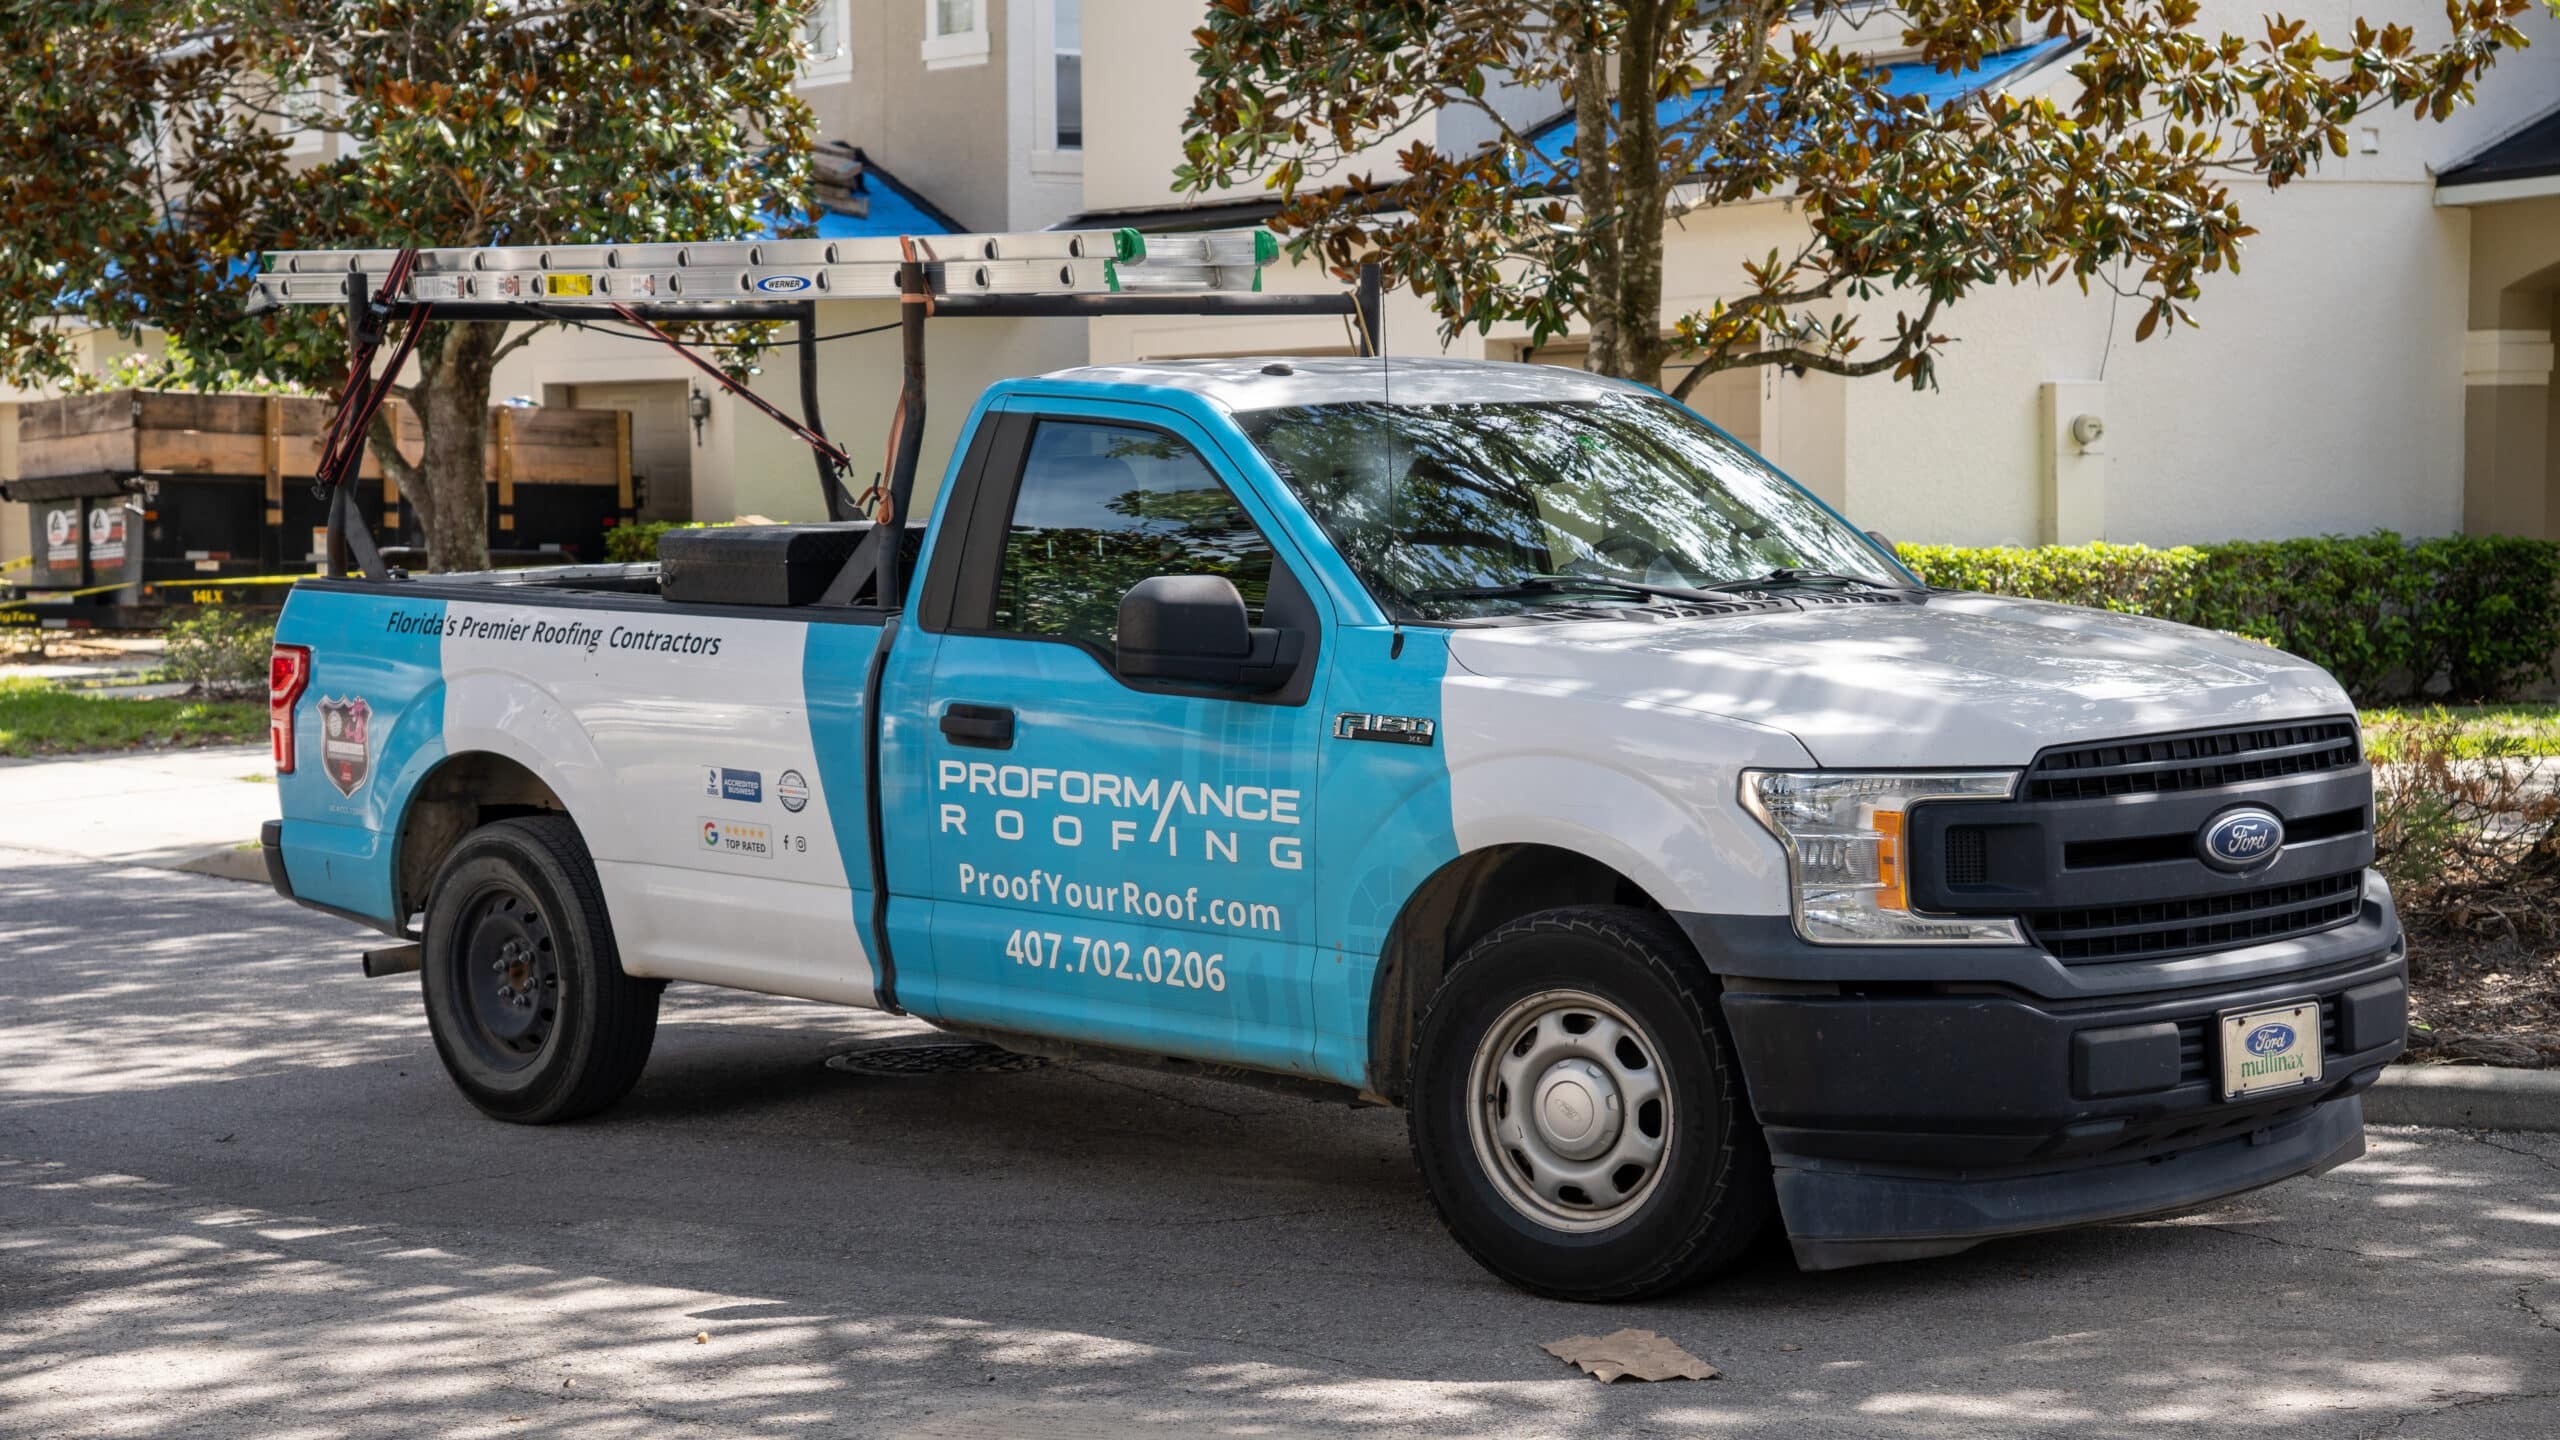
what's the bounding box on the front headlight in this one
[1741,770,2026,945]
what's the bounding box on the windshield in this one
[1234,394,1904,620]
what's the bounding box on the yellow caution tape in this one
[145,573,319,589]
[0,571,319,612]
[0,580,144,612]
[0,556,29,574]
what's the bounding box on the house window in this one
[1052,0,1081,149]
[801,0,852,86]
[1030,0,1080,172]
[281,79,330,157]
[923,0,989,70]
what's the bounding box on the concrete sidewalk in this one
[0,744,276,871]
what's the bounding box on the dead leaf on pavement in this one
[1541,1327,1718,1383]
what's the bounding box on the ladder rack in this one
[251,228,1282,310]
[254,227,1383,607]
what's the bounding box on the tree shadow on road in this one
[2,855,2555,1439]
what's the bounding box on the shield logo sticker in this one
[318,696,373,798]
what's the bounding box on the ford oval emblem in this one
[2246,1023,2296,1056]
[753,274,813,293]
[2199,806,2284,872]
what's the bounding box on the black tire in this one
[1407,905,1774,1301]
[419,815,660,1124]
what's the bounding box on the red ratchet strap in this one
[864,236,936,525]
[606,301,858,489]
[312,248,431,496]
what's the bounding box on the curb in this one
[2367,1065,2560,1132]
[171,844,271,885]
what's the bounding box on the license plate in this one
[2219,999,2324,1100]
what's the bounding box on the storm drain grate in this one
[825,1041,1049,1077]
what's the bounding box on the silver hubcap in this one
[1466,989,1672,1232]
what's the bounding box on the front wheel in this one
[419,815,660,1124]
[1408,906,1773,1300]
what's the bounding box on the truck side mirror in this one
[1864,529,1897,554]
[1116,575,1303,693]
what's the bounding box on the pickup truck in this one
[264,355,2405,1300]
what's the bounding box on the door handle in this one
[940,703,1015,750]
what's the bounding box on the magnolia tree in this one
[1179,0,2537,399]
[0,1,816,571]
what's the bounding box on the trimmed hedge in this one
[1896,534,2560,704]
[602,520,710,564]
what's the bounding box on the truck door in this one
[893,401,1332,1075]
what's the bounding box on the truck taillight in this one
[270,644,311,772]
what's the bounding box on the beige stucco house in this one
[1069,0,2560,551]
[483,0,1097,531]
[11,1,2556,558]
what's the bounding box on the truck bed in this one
[273,551,905,1007]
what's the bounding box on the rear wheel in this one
[1408,905,1773,1300]
[420,815,659,1124]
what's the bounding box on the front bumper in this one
[1682,878,2405,1268]
[1779,1096,2368,1270]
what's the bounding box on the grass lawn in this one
[2362,704,2560,761]
[0,676,265,758]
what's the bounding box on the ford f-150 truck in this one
[257,237,2403,1302]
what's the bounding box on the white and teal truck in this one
[254,233,2403,1300]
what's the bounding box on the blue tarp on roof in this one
[1523,36,2077,181]
[806,181,955,239]
[761,194,956,240]
[760,155,960,241]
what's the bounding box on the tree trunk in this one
[1610,0,1670,391]
[1572,32,1623,381]
[405,322,504,573]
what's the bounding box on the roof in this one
[1030,356,1647,412]
[2438,105,2560,199]
[1520,36,2082,182]
[1047,38,2082,235]
[762,148,963,241]
[1049,196,1288,234]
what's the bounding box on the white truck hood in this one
[1443,592,2355,769]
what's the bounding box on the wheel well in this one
[1364,844,1676,1104]
[394,752,568,926]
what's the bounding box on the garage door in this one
[564,380,693,522]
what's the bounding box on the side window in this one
[990,421,1274,650]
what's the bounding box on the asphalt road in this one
[3,848,2554,1439]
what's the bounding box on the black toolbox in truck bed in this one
[658,524,923,607]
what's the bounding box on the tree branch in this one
[364,411,422,494]
[487,321,547,369]
[1670,294,1950,400]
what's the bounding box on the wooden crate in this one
[14,389,629,492]
[9,389,636,577]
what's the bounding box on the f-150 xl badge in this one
[1333,713,1435,746]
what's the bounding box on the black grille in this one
[1944,826,1988,885]
[2027,871,2363,962]
[2027,719,2361,802]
